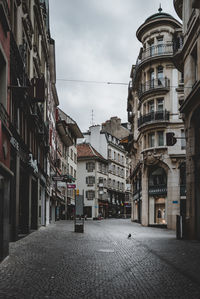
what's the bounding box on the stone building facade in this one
[127,8,185,230]
[81,121,131,218]
[0,0,12,261]
[77,143,108,219]
[174,0,200,239]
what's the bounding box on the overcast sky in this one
[49,0,181,132]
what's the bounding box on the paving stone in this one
[0,219,200,298]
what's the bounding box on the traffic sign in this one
[67,184,76,189]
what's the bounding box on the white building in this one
[77,143,108,219]
[82,124,129,217]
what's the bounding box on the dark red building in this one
[0,0,12,261]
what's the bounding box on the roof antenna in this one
[158,3,162,13]
[91,109,95,126]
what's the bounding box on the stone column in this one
[141,166,148,226]
[167,166,180,230]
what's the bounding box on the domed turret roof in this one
[136,5,182,42]
[145,6,174,22]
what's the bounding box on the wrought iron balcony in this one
[138,78,170,99]
[149,184,167,195]
[141,43,173,61]
[138,110,170,128]
[133,43,173,80]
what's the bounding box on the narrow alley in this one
[0,219,200,299]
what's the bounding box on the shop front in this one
[148,167,167,226]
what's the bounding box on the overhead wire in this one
[56,78,193,89]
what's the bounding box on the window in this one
[149,167,166,186]
[99,177,103,184]
[148,100,154,113]
[148,133,155,147]
[143,103,146,114]
[148,40,155,56]
[157,98,164,111]
[158,131,164,146]
[86,176,95,185]
[144,135,147,149]
[113,164,116,174]
[70,166,73,176]
[149,70,154,87]
[157,37,163,54]
[74,153,77,163]
[113,180,116,188]
[74,170,76,179]
[86,162,95,172]
[181,129,186,150]
[71,149,73,160]
[108,149,111,158]
[157,66,164,85]
[108,178,111,187]
[99,163,102,172]
[86,190,95,200]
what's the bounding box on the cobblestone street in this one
[0,219,200,299]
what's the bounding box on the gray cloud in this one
[49,0,181,131]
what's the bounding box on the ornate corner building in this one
[127,7,186,229]
[173,0,200,239]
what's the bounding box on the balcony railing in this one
[133,43,173,80]
[138,110,170,128]
[138,78,170,99]
[149,184,167,195]
[141,43,173,61]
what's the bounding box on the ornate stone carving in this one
[143,150,162,166]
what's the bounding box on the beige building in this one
[127,7,185,229]
[173,0,200,239]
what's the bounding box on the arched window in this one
[149,167,167,187]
